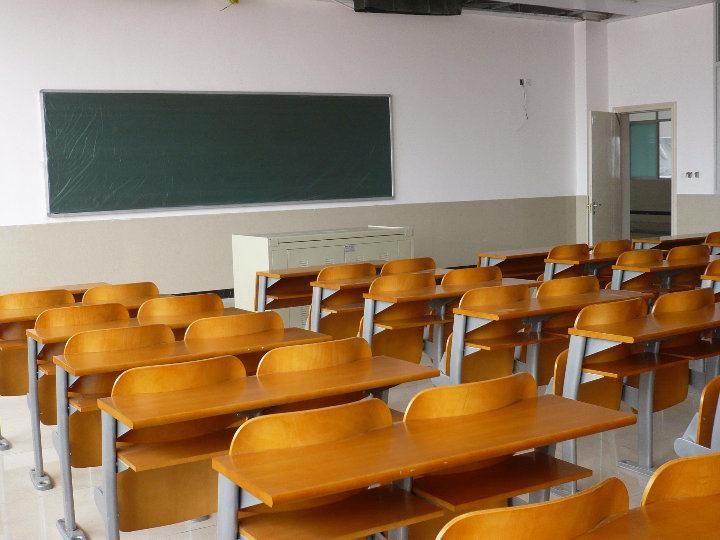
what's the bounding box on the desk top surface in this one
[632,233,706,246]
[569,304,720,343]
[579,495,720,539]
[477,247,552,261]
[212,394,635,507]
[98,356,439,429]
[612,256,717,273]
[257,261,385,280]
[454,290,649,320]
[311,268,450,291]
[54,327,330,376]
[545,253,620,265]
[363,278,538,303]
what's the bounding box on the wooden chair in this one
[83,282,160,316]
[446,285,563,383]
[184,311,285,374]
[313,262,377,339]
[531,276,600,385]
[612,249,664,293]
[34,303,130,425]
[642,452,720,506]
[363,272,444,364]
[63,324,175,468]
[255,337,370,414]
[112,355,246,532]
[667,244,710,290]
[405,373,593,539]
[592,239,632,286]
[436,477,628,539]
[137,293,224,338]
[705,231,720,245]
[233,399,442,539]
[675,375,720,456]
[380,257,436,276]
[543,244,590,280]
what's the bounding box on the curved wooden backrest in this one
[537,276,599,299]
[592,239,632,257]
[35,302,129,329]
[184,311,283,341]
[82,282,160,306]
[575,297,648,329]
[137,293,223,322]
[64,324,174,355]
[642,453,720,506]
[616,249,663,266]
[316,262,377,282]
[667,244,710,262]
[697,376,720,448]
[441,267,501,286]
[547,243,590,260]
[404,373,535,421]
[437,477,629,539]
[704,259,720,277]
[112,355,245,396]
[459,284,530,310]
[652,287,714,315]
[230,398,391,454]
[706,231,720,244]
[368,271,435,295]
[0,289,74,310]
[257,337,370,376]
[380,257,435,276]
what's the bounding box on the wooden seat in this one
[437,477,628,539]
[614,249,664,292]
[184,311,285,374]
[0,289,75,396]
[675,375,720,455]
[593,239,632,286]
[642,452,720,506]
[531,276,600,385]
[363,272,441,363]
[112,355,246,532]
[35,303,130,425]
[405,373,592,539]
[667,244,710,290]
[314,262,377,339]
[545,244,590,279]
[62,324,175,468]
[82,282,160,315]
[137,293,224,338]
[234,399,442,540]
[380,257,435,276]
[446,285,535,382]
[255,337,371,413]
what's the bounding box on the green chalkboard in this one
[42,92,393,215]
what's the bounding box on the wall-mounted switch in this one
[694,172,700,178]
[686,172,693,178]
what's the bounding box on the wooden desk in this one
[632,233,706,250]
[52,326,330,539]
[308,268,450,333]
[98,356,439,540]
[1,283,108,302]
[449,290,650,384]
[611,256,717,290]
[478,247,550,279]
[212,395,634,539]
[579,494,720,539]
[563,303,720,476]
[361,278,538,367]
[82,293,172,312]
[543,253,618,281]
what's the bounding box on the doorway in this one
[587,103,676,243]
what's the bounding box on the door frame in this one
[610,102,678,237]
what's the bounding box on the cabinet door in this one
[286,245,344,268]
[345,241,399,263]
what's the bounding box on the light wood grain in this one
[380,257,435,276]
[643,452,720,505]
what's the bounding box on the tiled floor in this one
[0,356,701,539]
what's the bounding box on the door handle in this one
[587,201,602,215]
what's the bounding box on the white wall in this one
[0,0,577,227]
[607,3,715,194]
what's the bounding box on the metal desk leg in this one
[432,305,447,369]
[256,276,268,312]
[101,411,120,540]
[27,336,52,490]
[217,474,240,540]
[560,335,587,494]
[310,286,323,332]
[619,370,656,476]
[529,444,556,503]
[524,319,544,383]
[362,299,376,346]
[543,263,556,282]
[393,477,412,540]
[610,269,623,290]
[56,367,85,539]
[449,314,468,384]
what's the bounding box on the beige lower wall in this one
[677,195,720,233]
[0,197,577,294]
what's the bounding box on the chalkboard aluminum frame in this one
[40,90,395,217]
